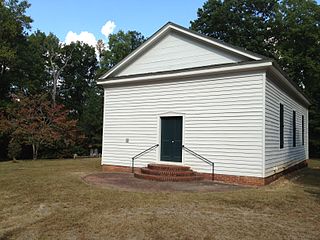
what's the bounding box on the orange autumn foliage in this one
[0,93,79,159]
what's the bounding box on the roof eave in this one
[97,60,272,85]
[268,64,311,107]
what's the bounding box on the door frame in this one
[156,112,185,165]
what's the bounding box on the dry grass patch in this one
[0,158,319,239]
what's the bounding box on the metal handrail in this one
[182,145,214,181]
[131,144,159,173]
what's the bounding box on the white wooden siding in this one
[115,31,247,77]
[264,77,308,177]
[102,72,264,177]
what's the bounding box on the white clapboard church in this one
[97,22,310,185]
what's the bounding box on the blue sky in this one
[26,0,320,47]
[27,0,206,46]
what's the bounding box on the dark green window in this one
[280,103,284,149]
[302,115,304,146]
[293,111,296,147]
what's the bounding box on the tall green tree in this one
[59,41,98,117]
[191,0,320,156]
[99,30,146,74]
[0,0,32,104]
[8,30,52,94]
[7,30,75,101]
[58,41,101,152]
[275,1,320,156]
[43,33,75,105]
[78,87,103,150]
[191,0,278,58]
[0,0,32,160]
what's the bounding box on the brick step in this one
[141,167,195,176]
[147,163,191,172]
[134,172,203,182]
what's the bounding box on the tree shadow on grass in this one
[292,160,320,199]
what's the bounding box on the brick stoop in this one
[102,160,308,185]
[134,163,203,182]
[147,164,191,171]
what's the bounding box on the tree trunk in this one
[32,144,36,160]
[50,48,74,106]
[32,143,38,160]
[52,75,57,106]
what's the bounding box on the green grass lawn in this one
[0,158,319,240]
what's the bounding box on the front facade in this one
[98,22,310,185]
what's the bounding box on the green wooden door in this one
[160,117,182,162]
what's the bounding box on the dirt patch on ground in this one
[82,172,248,192]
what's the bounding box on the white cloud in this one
[64,31,97,47]
[63,20,116,59]
[101,20,116,38]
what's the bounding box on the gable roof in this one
[99,22,269,80]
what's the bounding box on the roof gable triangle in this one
[99,22,266,79]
